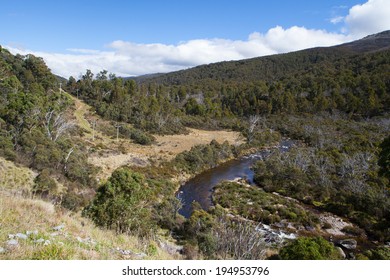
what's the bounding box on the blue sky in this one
[1,0,389,77]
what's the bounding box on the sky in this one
[1,0,390,78]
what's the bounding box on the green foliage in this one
[0,47,97,211]
[33,169,59,198]
[378,135,390,180]
[279,237,340,260]
[366,246,390,260]
[252,114,390,241]
[119,124,155,145]
[155,196,183,230]
[136,41,390,118]
[171,140,237,174]
[83,168,155,236]
[213,181,317,226]
[182,208,268,259]
[31,243,75,260]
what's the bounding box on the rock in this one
[26,230,38,236]
[0,247,5,254]
[133,252,147,259]
[274,222,285,228]
[159,241,183,255]
[53,224,65,231]
[44,240,51,246]
[76,236,96,245]
[115,248,146,258]
[6,239,18,247]
[35,238,45,243]
[336,247,346,259]
[339,239,357,250]
[287,223,296,230]
[304,225,315,232]
[8,234,15,239]
[15,233,28,240]
[121,250,133,256]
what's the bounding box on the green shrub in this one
[341,225,364,236]
[61,190,89,211]
[368,246,390,260]
[279,237,340,260]
[120,125,155,145]
[83,168,156,236]
[171,140,237,174]
[33,169,58,198]
[31,243,75,260]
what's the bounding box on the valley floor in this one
[70,95,243,180]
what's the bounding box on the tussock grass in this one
[0,157,36,196]
[0,192,180,259]
[0,157,180,260]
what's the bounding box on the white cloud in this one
[5,0,390,78]
[6,27,349,78]
[330,16,345,24]
[345,0,390,37]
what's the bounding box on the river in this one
[177,139,294,218]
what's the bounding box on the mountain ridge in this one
[133,30,390,85]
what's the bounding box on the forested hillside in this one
[134,30,390,118]
[67,32,390,141]
[0,46,98,209]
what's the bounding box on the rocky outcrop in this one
[338,239,357,250]
[336,247,346,259]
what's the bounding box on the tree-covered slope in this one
[0,46,98,210]
[137,30,390,86]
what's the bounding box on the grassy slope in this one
[0,157,180,260]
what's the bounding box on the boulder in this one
[0,247,5,254]
[339,239,357,250]
[15,233,28,240]
[26,230,38,236]
[336,247,346,259]
[6,239,18,247]
[53,224,65,231]
[35,238,45,243]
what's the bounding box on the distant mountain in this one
[136,30,390,86]
[336,30,390,53]
[125,72,165,82]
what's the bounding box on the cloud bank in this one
[7,0,390,78]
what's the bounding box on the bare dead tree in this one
[0,67,8,81]
[44,109,74,142]
[63,147,75,172]
[114,123,121,142]
[212,216,267,259]
[339,152,372,179]
[155,112,169,131]
[247,115,261,143]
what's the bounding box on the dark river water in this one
[178,140,294,218]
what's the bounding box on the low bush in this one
[279,237,340,260]
[83,168,156,236]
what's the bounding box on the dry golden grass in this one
[0,157,37,196]
[0,191,181,260]
[0,156,180,260]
